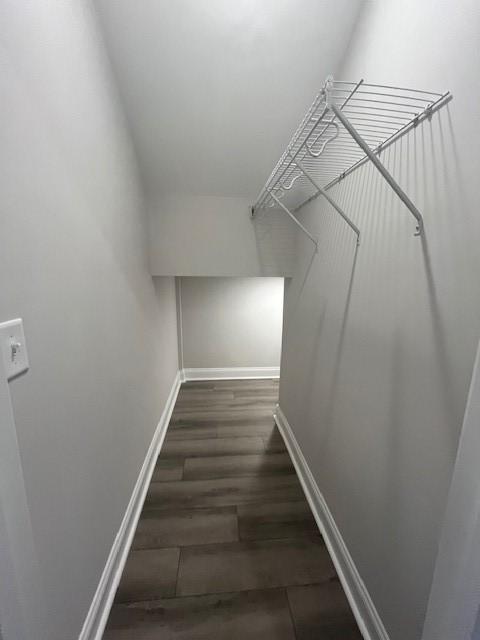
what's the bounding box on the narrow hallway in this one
[104,379,362,639]
[2,2,480,638]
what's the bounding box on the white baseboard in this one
[274,405,390,640]
[79,371,182,640]
[181,366,280,381]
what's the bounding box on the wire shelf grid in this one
[252,76,451,242]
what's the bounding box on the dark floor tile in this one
[213,378,278,388]
[105,379,345,639]
[151,458,184,482]
[287,581,363,640]
[238,501,318,541]
[216,422,277,438]
[176,538,335,596]
[132,507,238,549]
[178,397,276,410]
[224,397,277,407]
[264,441,286,453]
[115,548,180,603]
[170,416,276,430]
[166,422,276,440]
[174,399,239,410]
[104,588,296,640]
[144,475,304,510]
[211,378,278,388]
[171,409,275,422]
[181,381,215,390]
[165,425,218,440]
[161,435,266,458]
[232,393,279,403]
[176,389,235,403]
[264,430,287,452]
[183,453,294,480]
[170,413,275,424]
[232,387,279,396]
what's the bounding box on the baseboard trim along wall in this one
[181,366,280,381]
[78,371,182,640]
[274,405,390,640]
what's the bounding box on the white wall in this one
[0,3,178,639]
[178,277,284,369]
[279,2,480,639]
[0,356,44,640]
[148,194,295,277]
[421,338,480,640]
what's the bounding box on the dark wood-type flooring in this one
[104,378,362,639]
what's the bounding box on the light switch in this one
[0,318,29,381]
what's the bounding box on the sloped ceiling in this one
[95,0,363,199]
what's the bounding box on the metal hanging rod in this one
[267,190,318,249]
[330,102,424,235]
[251,75,451,242]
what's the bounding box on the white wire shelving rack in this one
[251,76,451,247]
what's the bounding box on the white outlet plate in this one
[0,318,29,381]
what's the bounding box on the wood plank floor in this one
[103,378,362,639]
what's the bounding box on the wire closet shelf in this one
[251,76,451,246]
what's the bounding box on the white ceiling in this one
[95,0,363,199]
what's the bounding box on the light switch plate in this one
[0,318,29,381]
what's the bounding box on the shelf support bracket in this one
[292,157,360,245]
[329,103,424,236]
[267,190,318,249]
